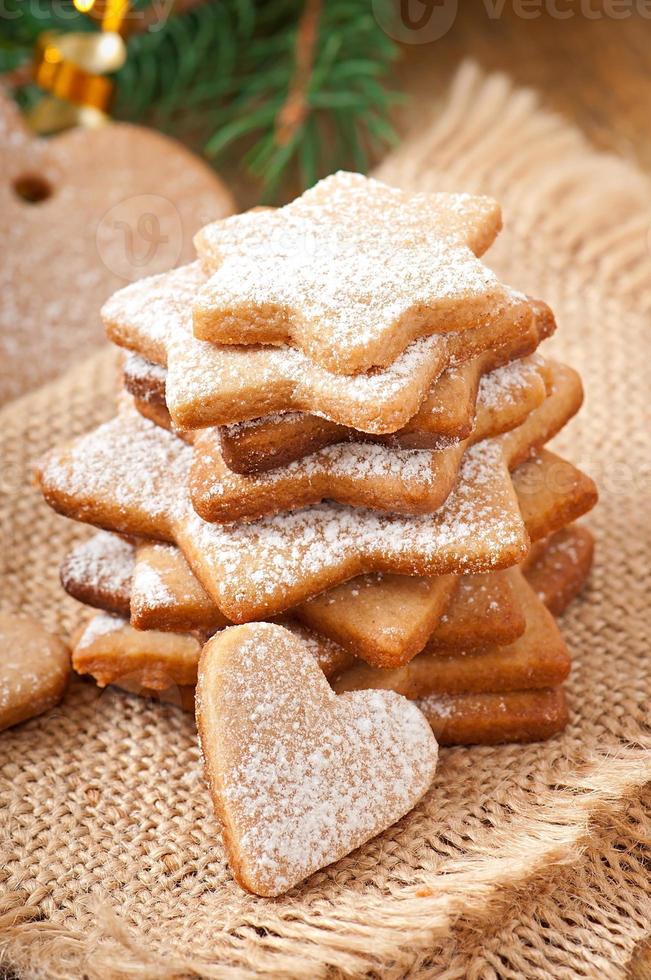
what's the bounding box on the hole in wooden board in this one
[12,174,53,204]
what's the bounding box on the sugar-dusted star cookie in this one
[193,172,506,373]
[122,295,555,467]
[37,368,596,622]
[103,262,534,434]
[187,356,548,523]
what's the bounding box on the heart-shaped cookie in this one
[196,623,438,897]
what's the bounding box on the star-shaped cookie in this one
[103,262,534,434]
[121,296,554,472]
[61,532,528,669]
[37,377,597,621]
[193,172,506,373]
[188,356,550,523]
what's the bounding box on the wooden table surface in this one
[395,3,651,174]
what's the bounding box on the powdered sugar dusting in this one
[192,430,464,519]
[131,560,175,608]
[199,623,438,894]
[76,611,124,647]
[181,438,527,617]
[477,356,543,412]
[416,693,456,721]
[39,409,192,539]
[123,353,167,404]
[193,172,504,373]
[169,315,446,433]
[102,262,208,362]
[279,620,353,678]
[101,262,459,434]
[62,532,134,598]
[191,357,546,522]
[41,408,528,619]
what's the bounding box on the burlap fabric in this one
[1,63,650,978]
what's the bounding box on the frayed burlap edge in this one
[1,737,650,980]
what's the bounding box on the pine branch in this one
[115,0,400,197]
[204,0,401,199]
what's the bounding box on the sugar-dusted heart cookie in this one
[0,612,70,731]
[196,623,438,896]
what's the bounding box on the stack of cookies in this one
[38,172,597,749]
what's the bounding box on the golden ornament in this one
[29,0,131,133]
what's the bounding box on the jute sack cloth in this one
[1,62,650,978]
